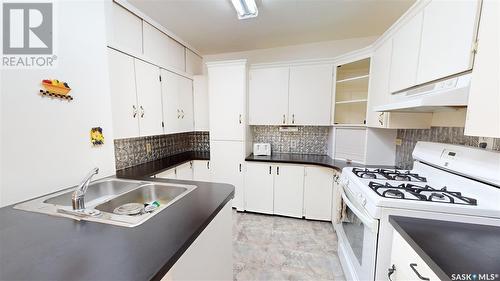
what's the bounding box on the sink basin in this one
[44,179,143,206]
[95,184,187,214]
[14,178,197,227]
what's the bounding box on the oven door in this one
[335,187,379,281]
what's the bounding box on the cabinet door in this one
[167,37,186,72]
[108,2,142,55]
[249,67,290,125]
[176,162,193,180]
[193,75,209,131]
[465,0,500,138]
[208,63,246,141]
[143,22,170,68]
[417,0,479,84]
[389,12,423,93]
[210,141,245,210]
[193,160,212,182]
[304,166,333,221]
[135,59,164,136]
[289,64,333,125]
[245,163,274,214]
[107,49,140,139]
[161,70,181,134]
[366,40,392,128]
[273,164,304,218]
[178,76,194,132]
[156,168,177,179]
[186,50,203,75]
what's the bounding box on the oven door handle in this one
[341,191,378,233]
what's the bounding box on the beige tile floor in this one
[233,210,346,281]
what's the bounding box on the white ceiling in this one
[128,0,415,55]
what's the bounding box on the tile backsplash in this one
[252,126,329,155]
[396,127,500,169]
[114,131,209,170]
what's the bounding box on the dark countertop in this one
[245,153,393,171]
[117,151,210,179]
[0,151,234,281]
[389,216,500,281]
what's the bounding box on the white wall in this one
[0,1,116,206]
[203,36,377,65]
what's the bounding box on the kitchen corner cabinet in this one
[273,164,305,218]
[304,166,333,221]
[249,67,290,125]
[210,141,246,210]
[108,49,163,139]
[192,160,212,182]
[389,231,440,281]
[465,0,500,138]
[207,61,247,141]
[156,162,193,180]
[161,70,194,134]
[289,64,333,125]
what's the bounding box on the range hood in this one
[374,73,471,112]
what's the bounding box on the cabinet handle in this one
[140,106,145,118]
[181,109,185,119]
[388,265,396,281]
[378,112,384,126]
[239,114,242,124]
[269,166,272,174]
[239,163,242,172]
[277,166,280,175]
[282,114,286,124]
[409,263,429,281]
[292,114,295,124]
[207,161,210,169]
[190,161,193,168]
[132,105,137,118]
[177,109,180,119]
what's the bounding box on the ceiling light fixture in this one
[231,0,258,20]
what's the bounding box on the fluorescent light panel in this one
[231,0,258,20]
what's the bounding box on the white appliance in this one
[334,141,500,281]
[253,143,271,156]
[374,73,471,112]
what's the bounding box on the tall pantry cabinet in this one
[207,60,249,211]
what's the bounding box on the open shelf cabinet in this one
[333,58,371,126]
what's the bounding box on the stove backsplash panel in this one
[252,126,329,155]
[396,127,500,169]
[114,131,209,170]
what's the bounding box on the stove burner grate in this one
[352,168,427,182]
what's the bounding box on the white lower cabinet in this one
[192,160,212,182]
[155,162,193,180]
[244,163,274,214]
[390,231,440,281]
[273,165,305,218]
[210,141,245,210]
[304,166,334,221]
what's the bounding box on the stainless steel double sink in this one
[14,178,197,227]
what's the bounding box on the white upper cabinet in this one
[367,40,392,128]
[249,67,290,125]
[135,59,164,137]
[289,64,333,125]
[143,22,186,72]
[389,11,423,93]
[108,49,140,139]
[161,70,194,134]
[167,37,186,72]
[465,0,500,138]
[186,49,203,75]
[193,75,209,131]
[416,0,479,84]
[207,61,247,141]
[108,3,143,55]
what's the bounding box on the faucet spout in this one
[72,167,99,210]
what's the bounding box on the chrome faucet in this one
[72,167,99,210]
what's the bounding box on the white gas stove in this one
[334,142,500,281]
